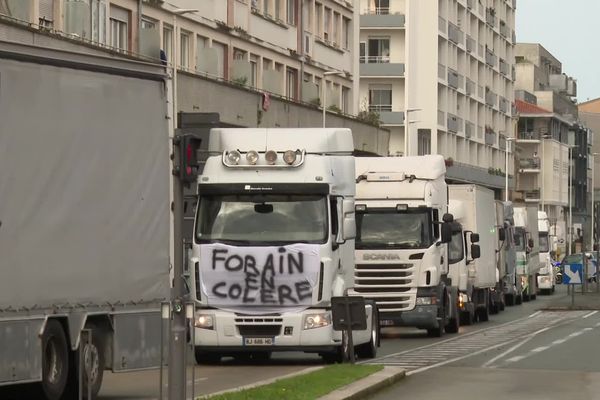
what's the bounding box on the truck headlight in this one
[194,314,214,330]
[416,296,437,305]
[303,313,331,330]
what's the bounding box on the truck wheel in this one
[356,307,379,359]
[38,320,69,400]
[194,350,221,364]
[478,305,489,322]
[516,295,523,305]
[427,303,446,337]
[505,294,514,306]
[80,324,105,399]
[460,310,474,325]
[445,311,460,334]
[321,330,349,364]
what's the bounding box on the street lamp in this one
[505,137,516,202]
[404,108,422,156]
[541,134,552,212]
[322,70,343,127]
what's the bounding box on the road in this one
[367,286,600,400]
[99,286,569,399]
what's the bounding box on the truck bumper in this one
[193,307,372,353]
[378,306,439,329]
[537,274,554,289]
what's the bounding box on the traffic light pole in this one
[169,133,187,400]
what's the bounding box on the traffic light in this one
[174,134,202,185]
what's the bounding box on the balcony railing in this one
[438,63,446,80]
[499,97,508,113]
[486,7,497,27]
[447,113,460,133]
[485,90,497,107]
[439,16,446,33]
[369,104,392,112]
[466,79,475,96]
[466,35,475,53]
[360,55,390,63]
[519,157,541,170]
[499,134,507,150]
[448,22,464,45]
[465,121,474,138]
[485,48,497,67]
[485,130,496,146]
[517,131,542,141]
[499,58,509,76]
[365,7,390,15]
[524,190,541,201]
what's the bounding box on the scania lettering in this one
[190,128,378,363]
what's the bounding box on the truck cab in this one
[513,206,540,301]
[537,211,555,294]
[190,128,377,363]
[498,202,520,306]
[352,156,457,337]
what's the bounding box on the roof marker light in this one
[265,150,278,165]
[226,150,241,165]
[246,150,259,165]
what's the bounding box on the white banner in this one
[199,243,321,314]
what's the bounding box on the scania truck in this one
[0,40,170,399]
[352,156,458,337]
[514,205,540,301]
[537,211,555,294]
[190,128,378,363]
[497,202,521,306]
[448,185,496,323]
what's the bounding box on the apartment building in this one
[358,0,516,190]
[579,98,600,249]
[514,43,593,251]
[0,0,393,152]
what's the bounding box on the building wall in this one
[579,109,600,189]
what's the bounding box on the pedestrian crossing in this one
[364,311,588,374]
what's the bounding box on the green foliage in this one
[328,104,342,113]
[232,76,248,86]
[357,110,380,127]
[203,364,384,400]
[309,97,321,107]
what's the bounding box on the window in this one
[250,55,258,87]
[141,18,155,29]
[418,129,432,155]
[90,0,107,44]
[163,25,173,63]
[287,0,296,25]
[213,41,227,78]
[343,17,350,49]
[356,209,434,249]
[367,38,390,63]
[342,87,350,114]
[39,0,54,28]
[109,5,129,51]
[333,12,340,46]
[286,67,298,100]
[373,0,390,15]
[368,85,392,112]
[323,8,330,41]
[180,31,190,68]
[359,42,366,63]
[264,0,270,15]
[315,3,323,38]
[275,0,281,20]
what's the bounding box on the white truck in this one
[0,41,170,399]
[497,202,522,306]
[190,128,379,363]
[537,211,555,294]
[448,185,497,324]
[352,156,458,337]
[514,205,540,301]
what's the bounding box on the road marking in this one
[595,322,600,327]
[481,334,538,368]
[582,311,598,319]
[528,311,542,318]
[552,338,567,345]
[505,355,526,363]
[569,331,584,337]
[531,346,549,353]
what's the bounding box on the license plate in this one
[380,319,395,326]
[244,337,274,346]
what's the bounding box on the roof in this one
[515,99,552,115]
[355,155,446,180]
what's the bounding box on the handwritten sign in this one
[198,243,321,314]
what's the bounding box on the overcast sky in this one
[515,0,600,103]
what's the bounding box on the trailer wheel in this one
[39,320,70,400]
[80,324,105,399]
[505,294,515,306]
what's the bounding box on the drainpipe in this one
[299,0,304,104]
[138,0,142,53]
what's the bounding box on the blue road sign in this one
[563,263,583,285]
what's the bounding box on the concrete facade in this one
[0,0,390,154]
[358,0,516,191]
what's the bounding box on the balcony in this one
[466,79,475,96]
[369,104,392,112]
[524,190,541,202]
[360,14,405,28]
[467,0,475,9]
[499,97,508,113]
[485,48,497,68]
[517,131,543,141]
[499,20,509,38]
[519,157,541,172]
[448,69,460,89]
[360,62,405,77]
[439,16,446,34]
[438,110,445,126]
[438,64,446,80]
[466,35,476,53]
[447,114,460,133]
[499,58,509,76]
[379,111,405,126]
[485,90,497,107]
[499,134,506,150]
[465,122,474,138]
[448,22,464,45]
[485,129,496,146]
[364,6,390,15]
[486,7,497,27]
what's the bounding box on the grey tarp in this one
[0,51,170,309]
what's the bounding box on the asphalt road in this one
[368,286,600,400]
[99,288,567,399]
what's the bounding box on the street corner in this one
[317,366,406,400]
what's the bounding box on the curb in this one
[542,306,600,311]
[317,366,406,400]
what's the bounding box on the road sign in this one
[563,263,583,285]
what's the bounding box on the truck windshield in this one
[356,209,434,249]
[514,227,526,252]
[539,232,549,253]
[195,194,328,245]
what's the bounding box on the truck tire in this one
[38,320,70,400]
[356,307,379,359]
[460,309,474,325]
[321,330,349,364]
[80,324,105,399]
[427,302,446,337]
[445,311,460,334]
[505,294,514,306]
[477,305,489,322]
[516,294,523,305]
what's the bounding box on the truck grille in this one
[354,263,415,311]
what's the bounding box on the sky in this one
[515,0,600,103]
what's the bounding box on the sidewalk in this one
[543,283,600,310]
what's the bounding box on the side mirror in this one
[442,213,454,223]
[498,227,506,242]
[471,233,480,243]
[441,222,452,243]
[341,199,356,241]
[528,238,534,248]
[471,244,481,259]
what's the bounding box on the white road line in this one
[529,311,542,318]
[481,335,537,368]
[505,355,526,363]
[552,338,567,345]
[531,346,549,353]
[569,331,584,337]
[582,311,598,319]
[596,322,600,327]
